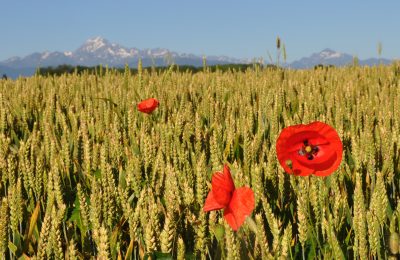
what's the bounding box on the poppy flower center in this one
[298,140,319,160]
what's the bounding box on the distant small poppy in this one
[276,121,342,177]
[203,165,255,231]
[137,98,159,114]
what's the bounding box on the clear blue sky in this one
[1,1,399,62]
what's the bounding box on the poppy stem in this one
[305,177,324,251]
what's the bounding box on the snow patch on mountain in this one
[82,37,108,52]
[1,37,393,78]
[41,52,50,60]
[1,36,250,70]
[319,49,343,59]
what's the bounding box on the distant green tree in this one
[36,63,260,77]
[314,64,335,70]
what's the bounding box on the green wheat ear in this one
[388,232,399,255]
[213,224,225,242]
[276,36,281,50]
[1,51,399,259]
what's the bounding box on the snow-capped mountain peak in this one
[290,48,392,69]
[291,48,354,68]
[2,38,391,79]
[319,48,343,59]
[0,36,249,71]
[41,51,51,60]
[79,36,109,52]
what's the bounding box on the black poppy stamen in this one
[299,140,319,160]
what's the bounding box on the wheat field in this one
[0,64,399,259]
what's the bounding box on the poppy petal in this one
[313,151,343,177]
[211,165,235,207]
[292,143,336,166]
[203,190,226,212]
[137,98,159,114]
[285,131,328,153]
[291,158,314,176]
[223,207,239,231]
[277,149,314,176]
[223,187,255,231]
[308,121,340,142]
[276,121,343,177]
[297,152,336,170]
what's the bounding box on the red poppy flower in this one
[203,165,255,231]
[276,121,343,177]
[137,98,159,114]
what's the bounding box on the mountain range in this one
[290,49,391,69]
[0,37,393,78]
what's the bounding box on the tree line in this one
[34,63,278,77]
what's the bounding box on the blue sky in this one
[1,1,399,62]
